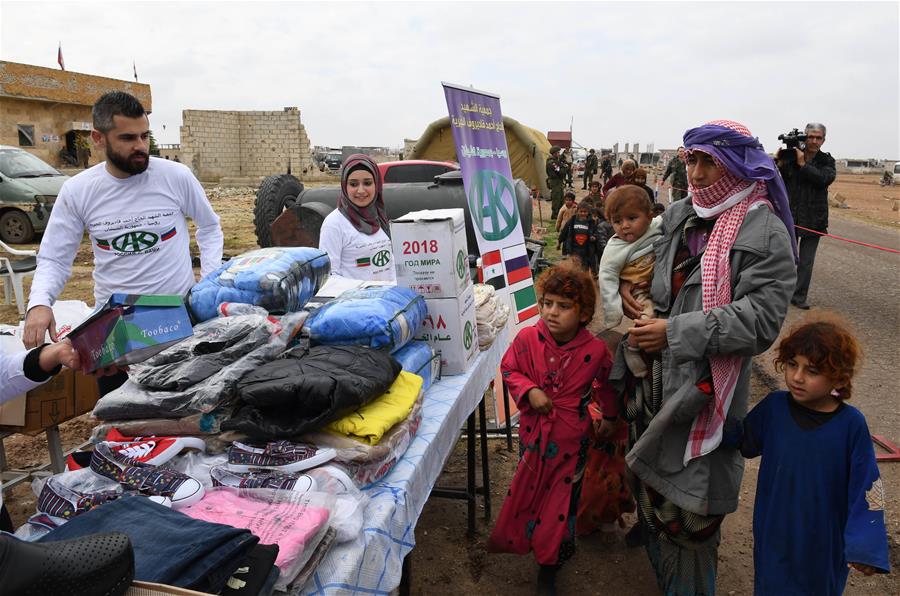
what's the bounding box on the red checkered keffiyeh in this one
[683,121,772,464]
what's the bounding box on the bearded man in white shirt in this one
[23,91,223,394]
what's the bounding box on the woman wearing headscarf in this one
[602,158,637,197]
[318,154,396,282]
[615,120,796,595]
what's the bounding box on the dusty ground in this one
[1,173,897,595]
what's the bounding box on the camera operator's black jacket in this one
[778,150,836,235]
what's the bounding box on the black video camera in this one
[777,128,807,165]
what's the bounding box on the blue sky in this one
[2,1,898,158]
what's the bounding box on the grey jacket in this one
[622,198,796,516]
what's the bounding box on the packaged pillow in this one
[304,286,426,353]
[190,247,330,322]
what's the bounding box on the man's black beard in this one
[106,145,149,175]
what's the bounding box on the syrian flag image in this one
[512,283,539,323]
[481,249,505,290]
[502,243,532,286]
[57,42,65,71]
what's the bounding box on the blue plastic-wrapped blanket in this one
[392,340,440,391]
[305,286,426,353]
[190,247,330,322]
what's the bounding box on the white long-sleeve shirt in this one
[0,351,43,404]
[318,210,396,282]
[28,158,223,309]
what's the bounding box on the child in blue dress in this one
[730,314,890,595]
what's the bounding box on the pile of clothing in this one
[18,431,366,595]
[473,283,510,350]
[39,273,447,592]
[91,308,307,440]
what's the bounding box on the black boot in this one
[536,564,558,596]
[0,532,134,596]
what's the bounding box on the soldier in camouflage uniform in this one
[546,146,566,219]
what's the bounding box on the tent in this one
[407,116,553,199]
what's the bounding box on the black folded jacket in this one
[222,344,401,439]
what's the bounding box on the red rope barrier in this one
[793,225,900,254]
[653,179,900,255]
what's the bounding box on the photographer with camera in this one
[776,123,835,309]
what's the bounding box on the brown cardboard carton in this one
[2,370,76,434]
[74,370,101,416]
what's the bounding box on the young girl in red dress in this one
[487,259,618,595]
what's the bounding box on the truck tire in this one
[0,210,35,244]
[254,174,304,247]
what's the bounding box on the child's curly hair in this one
[774,313,861,400]
[535,258,597,323]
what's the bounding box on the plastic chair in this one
[0,239,36,315]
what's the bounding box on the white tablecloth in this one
[301,330,510,595]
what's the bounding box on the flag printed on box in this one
[512,283,539,323]
[502,244,531,286]
[481,249,505,290]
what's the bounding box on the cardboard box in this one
[415,283,478,375]
[68,294,193,373]
[0,369,100,434]
[391,208,471,299]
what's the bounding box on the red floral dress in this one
[487,319,615,565]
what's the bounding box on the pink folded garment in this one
[180,489,330,572]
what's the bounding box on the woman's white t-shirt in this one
[318,210,396,282]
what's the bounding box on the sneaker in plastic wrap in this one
[226,441,336,473]
[210,466,317,492]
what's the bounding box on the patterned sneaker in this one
[226,441,336,473]
[90,443,205,508]
[210,466,317,492]
[36,476,122,520]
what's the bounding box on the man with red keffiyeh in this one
[611,120,796,595]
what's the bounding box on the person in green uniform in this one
[662,147,689,201]
[546,145,566,219]
[583,148,599,189]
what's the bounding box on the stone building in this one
[179,107,315,183]
[0,61,152,167]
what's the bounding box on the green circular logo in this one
[456,250,466,280]
[463,320,474,350]
[467,169,519,241]
[372,250,391,267]
[111,231,159,253]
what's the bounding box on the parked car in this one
[378,160,458,184]
[0,146,68,243]
[324,152,343,170]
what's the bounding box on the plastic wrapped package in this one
[168,450,229,488]
[473,283,495,308]
[189,247,330,322]
[391,340,440,390]
[133,314,277,390]
[299,391,424,487]
[91,410,233,448]
[304,286,427,353]
[473,283,510,351]
[92,311,308,421]
[306,466,368,543]
[286,527,337,594]
[178,487,335,592]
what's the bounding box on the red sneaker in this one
[102,429,206,465]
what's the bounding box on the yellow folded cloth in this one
[325,371,424,445]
